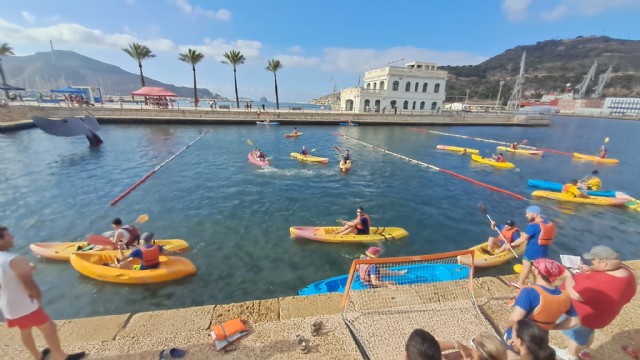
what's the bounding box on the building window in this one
[434,83,440,93]
[412,101,416,110]
[364,99,371,112]
[422,83,428,92]
[380,81,385,90]
[392,81,399,91]
[366,83,371,90]
[374,100,381,112]
[431,101,437,110]
[373,83,377,90]
[405,81,411,92]
[414,83,419,92]
[346,99,354,111]
[403,100,409,109]
[390,100,397,108]
[420,101,425,110]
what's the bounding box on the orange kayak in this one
[284,132,303,138]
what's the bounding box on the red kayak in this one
[247,152,270,167]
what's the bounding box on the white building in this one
[604,97,640,116]
[340,61,448,113]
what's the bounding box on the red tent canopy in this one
[131,87,177,97]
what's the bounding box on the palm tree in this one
[265,59,283,110]
[221,50,246,108]
[122,43,155,87]
[0,43,15,98]
[179,49,205,108]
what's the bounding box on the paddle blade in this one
[87,235,116,248]
[311,148,317,152]
[334,146,341,152]
[246,139,253,146]
[478,203,488,214]
[604,137,610,144]
[136,214,149,224]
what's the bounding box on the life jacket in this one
[526,285,571,330]
[599,151,607,159]
[500,226,520,243]
[140,245,160,268]
[562,184,580,197]
[122,225,140,248]
[211,318,250,351]
[358,263,373,285]
[301,149,308,155]
[496,155,505,162]
[356,214,370,235]
[587,177,601,190]
[535,220,556,246]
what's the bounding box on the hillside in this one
[2,50,218,98]
[441,36,640,101]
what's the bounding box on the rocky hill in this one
[2,50,219,98]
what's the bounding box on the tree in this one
[122,43,155,87]
[221,49,246,108]
[0,43,15,98]
[265,59,283,110]
[179,49,205,108]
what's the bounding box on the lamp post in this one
[496,81,504,110]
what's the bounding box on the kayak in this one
[299,263,470,296]
[70,253,196,284]
[339,122,359,126]
[470,154,515,169]
[247,152,270,167]
[527,179,632,199]
[290,152,329,164]
[573,152,620,164]
[30,239,190,261]
[457,242,525,268]
[284,132,303,138]
[531,190,629,206]
[340,160,352,171]
[256,121,280,125]
[290,226,409,243]
[496,146,543,156]
[436,145,479,154]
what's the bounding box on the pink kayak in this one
[248,152,270,167]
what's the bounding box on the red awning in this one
[131,87,177,97]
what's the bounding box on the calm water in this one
[1,116,639,319]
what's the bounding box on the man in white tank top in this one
[0,226,85,360]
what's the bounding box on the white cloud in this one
[273,54,321,68]
[169,0,231,21]
[178,38,262,61]
[541,5,569,21]
[287,45,303,54]
[502,0,532,21]
[21,11,37,24]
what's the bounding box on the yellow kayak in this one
[436,145,479,154]
[290,152,329,164]
[70,253,196,284]
[340,159,352,171]
[457,242,525,268]
[532,190,629,206]
[470,154,515,169]
[497,146,543,156]
[573,152,619,164]
[30,239,190,261]
[289,226,408,243]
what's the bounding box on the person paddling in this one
[341,149,351,166]
[492,152,505,162]
[511,142,519,150]
[562,180,589,199]
[116,232,165,270]
[487,219,520,255]
[300,146,309,156]
[336,207,370,235]
[111,217,141,249]
[598,145,606,159]
[578,170,601,191]
[293,127,299,135]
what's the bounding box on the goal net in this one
[341,250,493,360]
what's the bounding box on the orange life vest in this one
[500,226,519,243]
[535,220,556,246]
[526,285,571,330]
[140,245,160,268]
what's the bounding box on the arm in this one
[510,231,529,248]
[10,256,42,304]
[490,221,497,231]
[562,270,585,302]
[552,314,580,330]
[506,306,527,329]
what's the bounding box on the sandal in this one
[509,281,522,289]
[40,348,50,360]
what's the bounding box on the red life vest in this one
[535,220,556,246]
[122,225,140,248]
[526,285,571,330]
[140,245,160,268]
[500,226,519,243]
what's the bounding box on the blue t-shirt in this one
[129,245,164,269]
[504,285,577,340]
[497,225,521,243]
[523,221,550,260]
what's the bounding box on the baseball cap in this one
[582,245,620,260]
[366,247,381,258]
[533,258,565,282]
[526,205,541,215]
[592,169,599,175]
[505,220,516,226]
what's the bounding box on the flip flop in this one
[159,348,186,359]
[40,348,50,360]
[509,281,522,289]
[623,345,639,359]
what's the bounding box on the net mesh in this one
[341,250,495,360]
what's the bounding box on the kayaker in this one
[598,145,606,159]
[492,153,505,162]
[562,180,589,199]
[357,246,407,288]
[116,232,164,270]
[293,127,299,135]
[504,259,579,359]
[111,217,141,249]
[557,246,636,360]
[578,170,601,191]
[341,149,351,165]
[511,142,519,150]
[509,206,557,289]
[0,226,87,360]
[336,207,370,235]
[487,219,520,254]
[300,146,309,156]
[257,149,266,161]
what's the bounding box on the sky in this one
[1,0,640,101]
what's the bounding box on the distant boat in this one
[259,96,268,103]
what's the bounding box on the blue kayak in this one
[256,121,280,125]
[298,263,470,296]
[339,122,359,126]
[527,179,620,197]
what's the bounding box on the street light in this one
[387,58,404,66]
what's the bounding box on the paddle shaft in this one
[485,213,519,259]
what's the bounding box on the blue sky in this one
[1,0,639,101]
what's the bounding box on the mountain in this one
[1,50,219,98]
[441,36,640,101]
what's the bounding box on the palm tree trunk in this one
[274,73,280,110]
[233,68,240,108]
[138,61,145,87]
[192,65,197,108]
